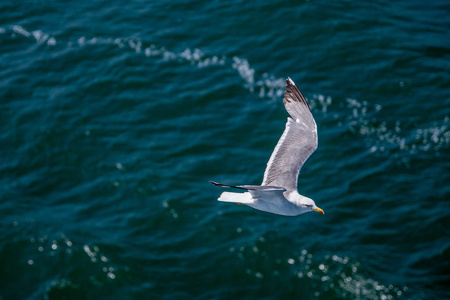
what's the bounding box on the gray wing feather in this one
[237,185,286,191]
[210,181,285,191]
[261,78,318,192]
[209,181,286,200]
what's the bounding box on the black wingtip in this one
[284,76,312,112]
[286,77,296,89]
[209,181,240,189]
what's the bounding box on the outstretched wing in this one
[209,180,286,199]
[261,78,318,193]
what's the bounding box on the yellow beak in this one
[313,206,324,214]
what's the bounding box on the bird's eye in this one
[305,204,312,208]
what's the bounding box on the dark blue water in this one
[1,1,449,299]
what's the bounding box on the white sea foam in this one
[128,39,142,53]
[47,37,56,46]
[12,25,31,37]
[234,239,406,299]
[345,97,449,158]
[32,30,49,43]
[232,57,255,92]
[114,38,124,48]
[179,48,203,62]
[143,44,157,56]
[306,94,333,112]
[255,73,285,99]
[4,25,448,158]
[299,250,406,299]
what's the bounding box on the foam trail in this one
[3,25,449,158]
[31,30,49,43]
[12,25,31,37]
[232,57,255,92]
[256,73,285,99]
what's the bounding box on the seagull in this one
[210,77,324,216]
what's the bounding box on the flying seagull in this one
[210,78,324,216]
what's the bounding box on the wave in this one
[2,25,448,161]
[231,240,407,299]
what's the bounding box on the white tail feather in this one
[218,192,253,204]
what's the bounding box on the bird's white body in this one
[211,78,324,216]
[218,190,315,216]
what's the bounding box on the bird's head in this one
[301,197,324,215]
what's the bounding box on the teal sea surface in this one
[1,1,449,299]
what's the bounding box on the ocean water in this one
[1,0,449,299]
